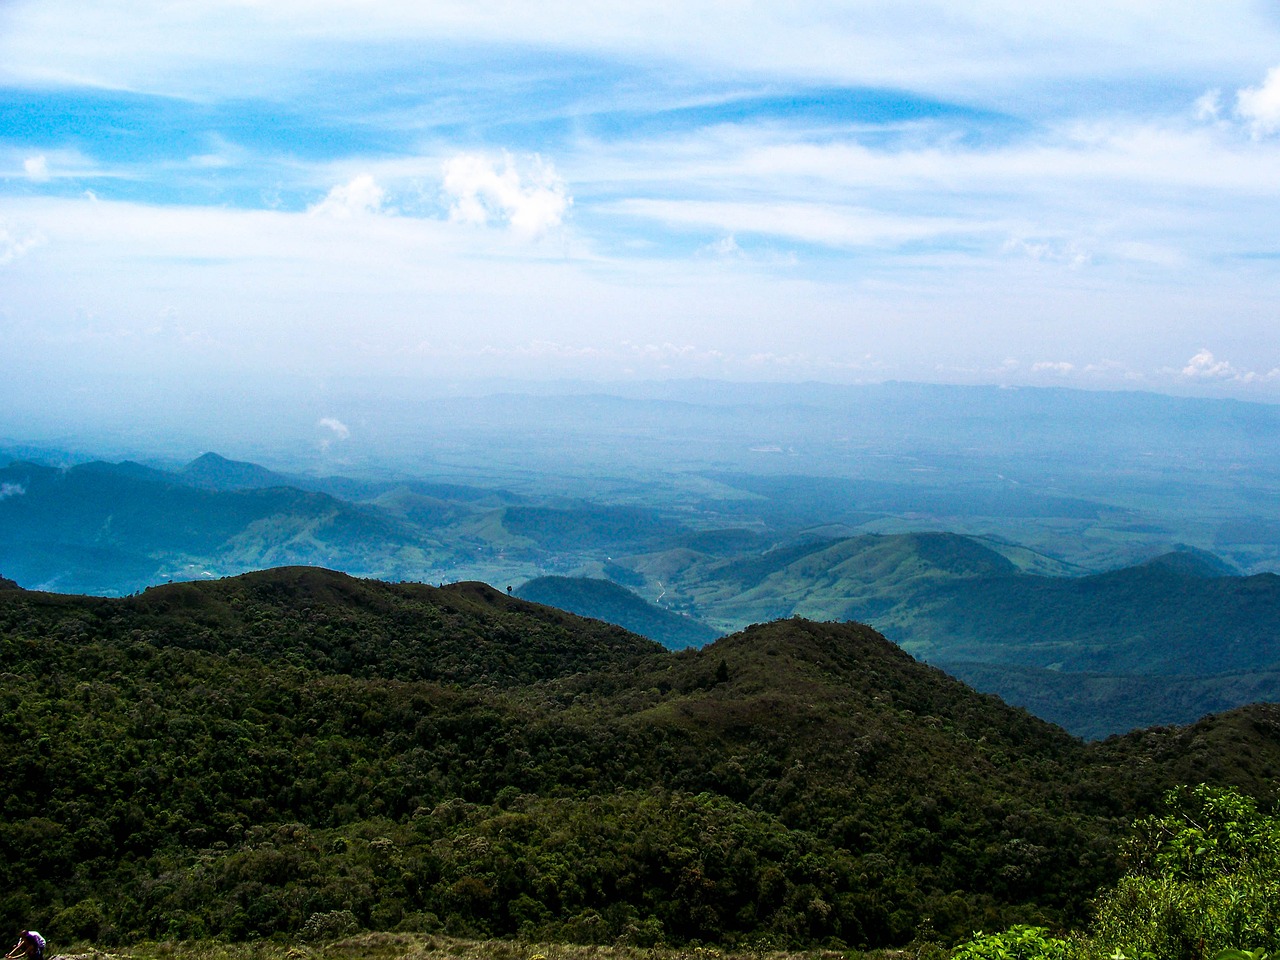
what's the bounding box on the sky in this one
[3,1,1280,409]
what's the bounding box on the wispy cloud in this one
[608,198,983,249]
[2,2,1280,398]
[23,155,49,182]
[316,417,351,452]
[2,2,1273,102]
[1236,66,1280,139]
[0,223,45,265]
[318,417,350,439]
[309,175,386,218]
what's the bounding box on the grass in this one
[59,934,939,960]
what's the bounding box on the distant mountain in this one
[1138,548,1238,578]
[0,452,694,597]
[4,448,1279,740]
[515,575,721,649]
[635,531,1064,629]
[708,472,1113,532]
[941,661,1280,742]
[638,532,1280,675]
[616,532,1280,736]
[499,504,688,552]
[179,451,294,490]
[0,459,454,594]
[896,550,1280,676]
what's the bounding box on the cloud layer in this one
[1,2,1279,398]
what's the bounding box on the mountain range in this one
[3,449,1280,738]
[513,534,1280,738]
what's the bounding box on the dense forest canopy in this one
[4,567,1280,950]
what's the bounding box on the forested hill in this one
[4,568,1280,950]
[5,566,661,685]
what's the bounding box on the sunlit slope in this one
[629,531,1071,628]
[637,532,1279,676]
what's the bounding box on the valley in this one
[3,382,1279,738]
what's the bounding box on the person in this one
[6,932,43,960]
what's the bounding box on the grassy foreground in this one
[59,934,923,960]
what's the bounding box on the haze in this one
[3,1,1280,431]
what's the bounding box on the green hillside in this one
[514,576,720,649]
[618,532,1280,736]
[5,567,1280,950]
[895,557,1280,675]
[0,456,695,597]
[0,460,467,594]
[5,450,1280,740]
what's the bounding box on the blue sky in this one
[3,1,1280,404]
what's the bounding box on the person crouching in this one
[6,931,43,960]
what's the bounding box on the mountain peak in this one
[188,451,232,467]
[180,452,289,491]
[1139,548,1237,578]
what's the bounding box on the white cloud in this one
[1194,89,1222,122]
[1236,66,1280,138]
[0,483,26,500]
[1179,349,1280,383]
[309,174,385,218]
[23,155,49,182]
[1082,359,1143,382]
[1031,361,1075,374]
[4,177,1280,399]
[442,153,570,238]
[0,224,45,265]
[705,235,743,258]
[1003,235,1090,268]
[1182,349,1236,379]
[318,417,350,440]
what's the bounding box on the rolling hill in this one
[580,532,1280,736]
[0,458,497,594]
[0,454,697,596]
[5,449,1280,740]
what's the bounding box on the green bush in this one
[950,925,1074,960]
[1089,785,1280,960]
